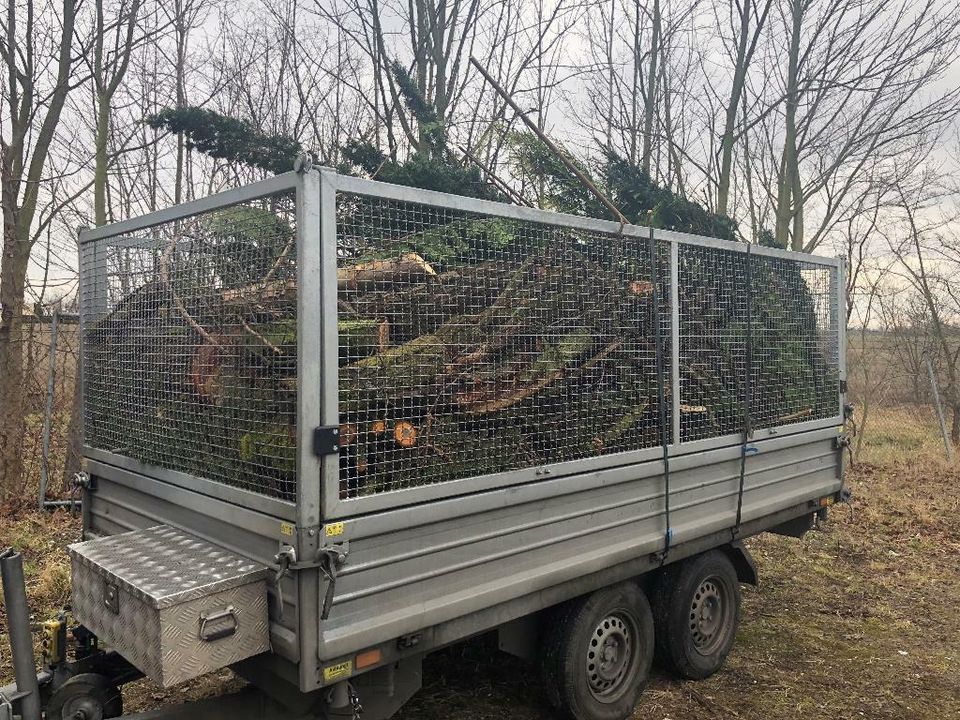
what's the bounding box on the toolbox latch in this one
[312,426,340,456]
[103,582,120,614]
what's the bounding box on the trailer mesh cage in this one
[676,245,839,443]
[80,190,298,501]
[78,170,841,509]
[335,194,672,498]
[332,190,840,500]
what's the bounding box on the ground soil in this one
[3,456,959,719]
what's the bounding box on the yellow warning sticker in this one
[323,660,353,682]
[279,522,295,537]
[325,522,345,537]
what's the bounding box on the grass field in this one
[3,440,959,719]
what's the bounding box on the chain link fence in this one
[17,312,82,504]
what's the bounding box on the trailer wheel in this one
[46,673,123,719]
[652,550,740,680]
[540,582,654,720]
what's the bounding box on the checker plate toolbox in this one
[68,525,271,687]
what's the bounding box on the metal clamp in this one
[319,544,349,621]
[273,545,297,619]
[272,542,349,621]
[198,605,238,642]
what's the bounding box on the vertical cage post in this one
[317,169,341,521]
[835,257,847,416]
[646,224,672,553]
[76,228,90,531]
[670,241,681,445]
[297,167,324,529]
[294,166,326,694]
[734,245,754,534]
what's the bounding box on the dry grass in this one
[2,452,959,719]
[855,405,953,467]
[397,455,960,720]
[0,509,77,683]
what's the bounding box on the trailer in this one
[1,162,849,720]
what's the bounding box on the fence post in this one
[926,357,954,463]
[39,310,59,509]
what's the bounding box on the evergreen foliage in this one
[511,133,737,240]
[339,140,501,200]
[146,107,303,175]
[338,62,503,201]
[145,84,732,241]
[757,227,786,249]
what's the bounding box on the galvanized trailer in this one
[1,164,848,720]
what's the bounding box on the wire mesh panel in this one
[677,244,840,442]
[80,191,298,501]
[677,244,751,442]
[334,193,672,498]
[749,255,839,429]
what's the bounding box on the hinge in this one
[312,426,340,456]
[839,379,847,393]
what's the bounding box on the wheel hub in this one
[586,613,636,701]
[690,578,726,652]
[47,674,122,720]
[60,695,103,720]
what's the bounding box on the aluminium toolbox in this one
[68,525,271,687]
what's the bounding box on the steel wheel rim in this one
[59,694,104,720]
[689,576,732,655]
[586,611,640,703]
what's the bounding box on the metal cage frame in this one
[78,167,846,528]
[316,170,845,520]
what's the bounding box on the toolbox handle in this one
[198,605,238,642]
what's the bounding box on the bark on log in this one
[337,253,437,291]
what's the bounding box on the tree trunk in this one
[717,0,752,217]
[94,91,110,225]
[775,0,803,250]
[951,401,960,447]
[174,12,188,204]
[0,221,30,499]
[641,0,661,178]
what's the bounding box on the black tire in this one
[539,583,655,720]
[46,673,123,720]
[652,550,741,680]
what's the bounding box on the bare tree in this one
[884,175,960,444]
[1,0,79,498]
[577,0,696,184]
[713,0,771,217]
[358,0,483,155]
[91,0,145,225]
[766,0,960,251]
